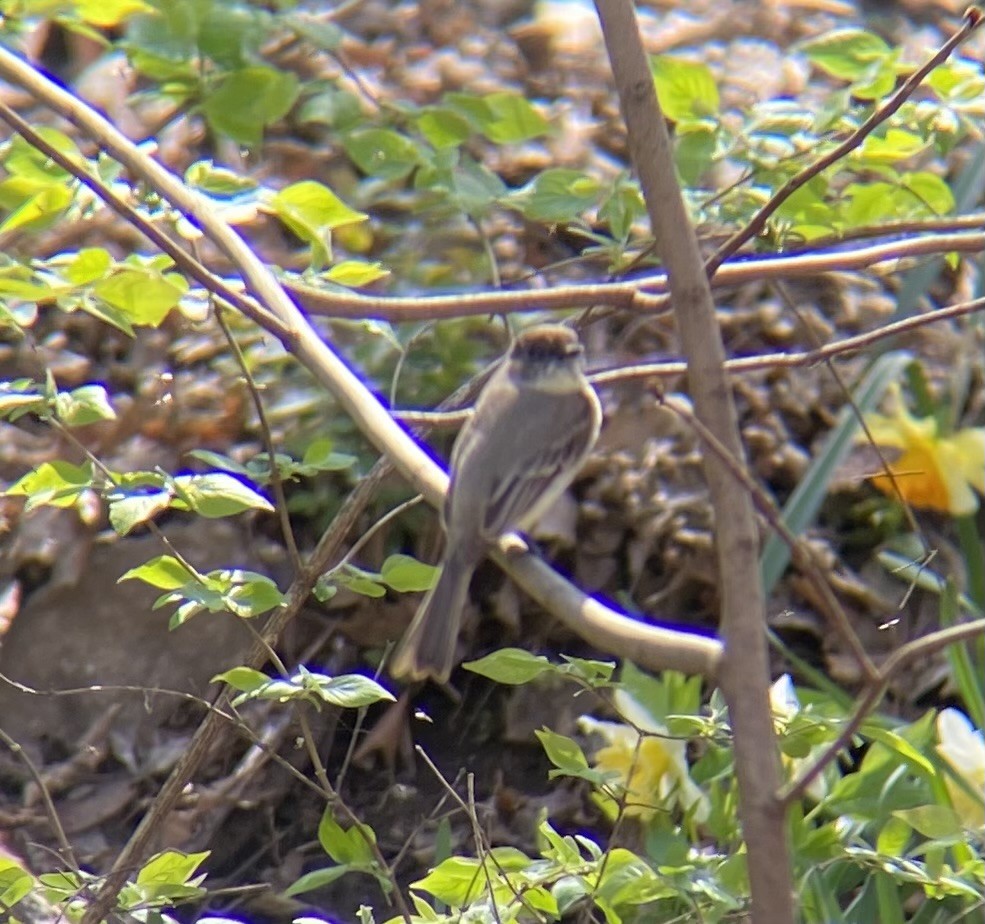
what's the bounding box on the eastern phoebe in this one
[391,324,602,682]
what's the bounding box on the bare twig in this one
[779,619,985,806]
[289,230,985,321]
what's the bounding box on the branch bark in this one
[592,1,794,920]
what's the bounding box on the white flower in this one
[769,674,834,803]
[936,708,985,828]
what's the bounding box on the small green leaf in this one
[445,92,550,143]
[465,648,553,684]
[651,55,720,121]
[74,0,155,26]
[54,384,117,426]
[379,554,438,593]
[212,666,272,692]
[119,554,200,590]
[109,489,173,535]
[411,856,485,906]
[284,865,351,897]
[536,728,590,774]
[318,808,377,866]
[4,460,93,510]
[171,473,273,517]
[343,128,425,180]
[893,804,963,840]
[64,247,112,285]
[93,266,187,327]
[303,672,395,708]
[798,29,891,81]
[325,260,389,287]
[509,168,601,222]
[0,184,73,233]
[301,437,359,473]
[416,107,472,148]
[337,572,387,598]
[201,66,300,145]
[135,850,208,887]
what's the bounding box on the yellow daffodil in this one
[578,689,709,822]
[861,385,985,515]
[936,708,985,829]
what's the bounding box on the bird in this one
[391,324,602,682]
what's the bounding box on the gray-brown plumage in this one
[391,325,602,682]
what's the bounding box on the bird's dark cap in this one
[511,324,583,362]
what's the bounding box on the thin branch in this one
[661,396,878,681]
[591,293,985,385]
[290,231,985,321]
[592,2,793,922]
[779,619,985,806]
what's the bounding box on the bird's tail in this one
[390,551,476,683]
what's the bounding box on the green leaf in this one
[465,648,553,684]
[220,571,285,618]
[893,804,963,839]
[863,724,935,777]
[171,473,273,517]
[379,554,438,592]
[119,554,200,591]
[93,265,187,327]
[509,168,601,222]
[0,855,34,909]
[416,107,472,148]
[445,91,550,143]
[343,128,425,180]
[135,850,208,887]
[411,856,485,906]
[902,171,955,215]
[302,672,395,707]
[4,459,93,510]
[651,55,720,122]
[64,247,113,285]
[74,0,154,26]
[798,29,891,81]
[270,180,366,269]
[674,122,718,186]
[337,572,387,598]
[200,66,300,145]
[54,384,116,426]
[0,379,44,418]
[108,488,173,536]
[185,160,259,197]
[272,180,367,233]
[535,728,597,782]
[599,178,645,241]
[212,666,271,693]
[283,865,351,897]
[325,260,389,287]
[300,437,360,473]
[318,808,377,866]
[854,128,927,165]
[0,184,73,233]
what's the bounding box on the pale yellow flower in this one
[936,708,985,829]
[862,386,985,515]
[578,689,709,822]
